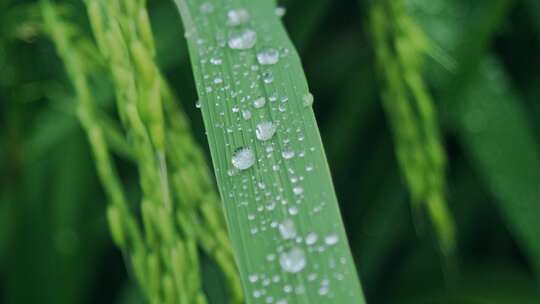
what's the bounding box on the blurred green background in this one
[1,0,540,303]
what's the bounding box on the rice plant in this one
[2,0,540,303]
[82,1,243,302]
[173,0,366,303]
[369,0,456,255]
[42,2,209,303]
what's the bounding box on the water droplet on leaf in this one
[228,30,257,50]
[257,49,280,65]
[253,97,266,108]
[278,219,297,239]
[279,247,306,273]
[275,7,286,17]
[227,8,250,26]
[232,147,255,170]
[256,121,277,141]
[324,234,339,245]
[303,93,314,107]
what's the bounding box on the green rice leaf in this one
[173,0,366,303]
[456,56,540,275]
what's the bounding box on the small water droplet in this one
[288,206,299,215]
[214,77,223,84]
[319,280,330,295]
[210,57,222,65]
[228,30,257,50]
[275,7,286,17]
[293,186,304,195]
[324,234,339,245]
[248,273,259,283]
[195,100,201,108]
[278,219,297,240]
[227,8,250,26]
[303,93,314,107]
[282,149,295,159]
[256,121,277,141]
[242,109,252,120]
[232,147,255,170]
[200,2,214,13]
[305,232,318,245]
[267,253,276,261]
[262,71,274,84]
[279,247,306,273]
[253,97,266,108]
[257,49,280,65]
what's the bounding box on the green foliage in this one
[369,0,455,254]
[1,0,540,303]
[173,0,366,303]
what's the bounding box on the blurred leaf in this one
[454,56,540,276]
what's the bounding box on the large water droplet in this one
[232,147,255,170]
[227,8,250,26]
[256,121,277,141]
[228,30,257,50]
[278,219,297,240]
[257,49,280,65]
[279,247,306,273]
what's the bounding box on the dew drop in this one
[195,100,201,108]
[228,30,257,50]
[293,186,304,195]
[248,273,259,283]
[303,93,314,107]
[200,2,214,13]
[256,121,277,141]
[319,280,330,295]
[210,57,222,65]
[324,234,339,245]
[232,147,255,170]
[242,109,252,120]
[279,247,306,273]
[262,71,274,84]
[227,8,250,26]
[275,7,286,17]
[281,149,295,159]
[278,219,297,240]
[253,97,266,108]
[257,49,280,65]
[305,232,318,245]
[288,206,299,215]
